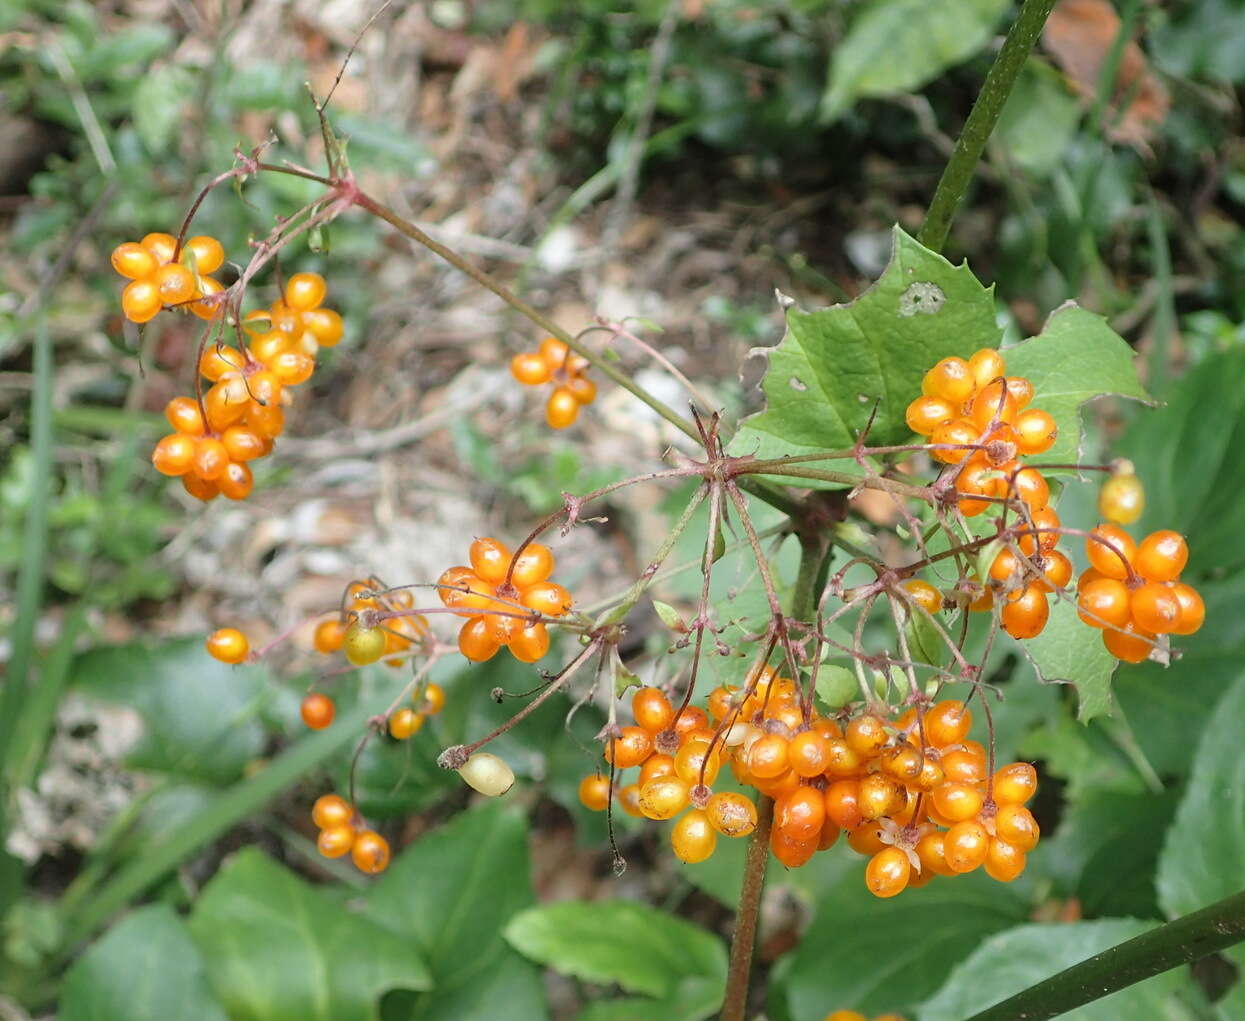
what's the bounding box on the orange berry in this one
[510,351,552,385]
[121,278,162,322]
[1077,577,1131,630]
[311,793,352,829]
[217,461,254,501]
[788,730,833,778]
[545,387,580,428]
[1130,581,1182,634]
[925,700,972,746]
[164,396,206,436]
[1168,582,1205,636]
[1086,524,1137,580]
[617,783,643,817]
[922,356,975,404]
[857,773,902,821]
[905,395,957,436]
[304,307,344,346]
[269,349,316,386]
[420,683,446,715]
[154,262,197,306]
[180,235,224,275]
[671,809,717,864]
[1013,408,1058,455]
[1010,466,1050,512]
[638,775,689,820]
[301,692,336,730]
[351,830,390,874]
[930,417,980,464]
[770,824,818,868]
[984,837,1027,882]
[520,581,572,617]
[285,272,327,311]
[206,627,249,664]
[955,457,1003,517]
[1005,375,1034,409]
[931,781,985,823]
[469,537,512,585]
[111,241,159,280]
[509,623,550,663]
[968,380,1018,430]
[941,747,985,785]
[994,802,1040,851]
[1135,530,1188,583]
[845,715,888,758]
[140,232,177,264]
[181,473,219,502]
[1001,582,1049,639]
[901,578,942,616]
[632,686,675,733]
[604,726,654,769]
[992,762,1038,804]
[510,544,554,588]
[221,425,266,463]
[944,819,989,873]
[388,708,424,740]
[1103,622,1155,663]
[566,375,597,405]
[458,617,502,662]
[199,344,243,381]
[317,825,355,859]
[204,376,250,431]
[775,785,826,842]
[747,733,790,779]
[578,774,611,811]
[705,791,758,838]
[823,780,864,830]
[191,437,229,481]
[916,830,953,877]
[968,348,1006,388]
[866,846,911,898]
[152,433,197,476]
[639,754,677,786]
[846,822,887,857]
[1034,550,1074,592]
[313,619,347,654]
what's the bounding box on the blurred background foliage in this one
[2,0,1245,1019]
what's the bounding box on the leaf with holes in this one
[1002,302,1152,472]
[732,227,1001,487]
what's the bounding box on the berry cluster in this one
[310,793,390,875]
[510,338,597,429]
[111,233,225,324]
[149,272,343,502]
[437,538,572,663]
[906,349,1069,641]
[579,674,1038,894]
[1077,525,1203,662]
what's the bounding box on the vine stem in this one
[917,0,1059,252]
[964,889,1245,1020]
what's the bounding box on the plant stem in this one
[720,794,773,1021]
[918,0,1058,252]
[965,890,1245,1020]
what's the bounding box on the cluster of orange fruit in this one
[436,538,572,663]
[578,671,1039,895]
[112,232,225,324]
[149,271,344,501]
[1077,524,1203,662]
[310,793,390,874]
[510,337,597,428]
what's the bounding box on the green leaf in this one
[821,0,1010,121]
[993,58,1082,177]
[70,640,267,785]
[60,905,228,1021]
[1118,347,1245,577]
[575,979,723,1021]
[366,803,547,1021]
[816,664,860,709]
[1156,672,1245,919]
[1003,303,1152,473]
[652,599,688,633]
[917,920,1198,1020]
[188,849,430,1021]
[504,900,727,1004]
[1018,597,1118,722]
[133,64,195,155]
[781,870,1028,1018]
[733,227,1001,486]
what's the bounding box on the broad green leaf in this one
[133,64,195,155]
[1018,598,1118,722]
[575,978,722,1021]
[821,0,1010,120]
[367,803,547,1021]
[1118,347,1245,577]
[781,870,1028,1018]
[60,905,228,1021]
[733,227,1001,486]
[188,849,430,1021]
[504,900,727,1005]
[1035,786,1181,919]
[1156,672,1245,919]
[917,920,1198,1020]
[815,664,859,709]
[70,640,266,785]
[1003,303,1152,472]
[994,58,1082,177]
